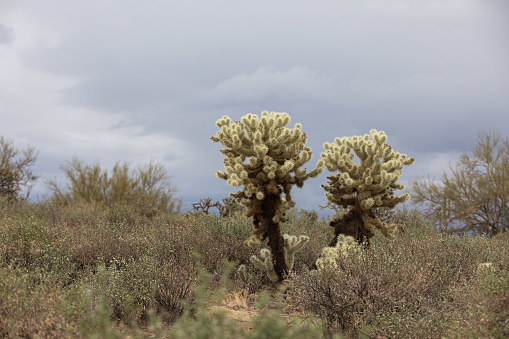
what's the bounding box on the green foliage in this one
[0,265,83,338]
[211,111,322,281]
[7,214,46,267]
[0,167,21,203]
[446,258,509,338]
[0,136,38,203]
[321,129,414,244]
[410,130,509,236]
[46,157,181,217]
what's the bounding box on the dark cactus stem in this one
[260,193,287,282]
[329,208,374,247]
[310,208,374,271]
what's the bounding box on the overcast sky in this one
[1,0,508,214]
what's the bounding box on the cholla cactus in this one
[321,129,415,246]
[250,234,310,281]
[211,111,322,281]
[315,234,360,270]
[477,262,495,272]
[283,234,309,271]
[250,248,279,282]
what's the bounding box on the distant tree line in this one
[1,130,507,234]
[0,136,181,216]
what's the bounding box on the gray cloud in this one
[0,23,14,44]
[1,0,508,212]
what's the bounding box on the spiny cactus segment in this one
[250,248,279,282]
[250,233,310,282]
[283,234,309,272]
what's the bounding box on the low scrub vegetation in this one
[1,121,508,337]
[0,202,507,338]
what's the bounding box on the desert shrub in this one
[85,255,196,328]
[170,262,327,339]
[287,213,507,338]
[234,261,273,294]
[0,265,83,338]
[0,136,38,203]
[46,157,181,217]
[155,255,197,324]
[169,213,254,281]
[90,257,163,324]
[444,246,509,338]
[410,130,509,236]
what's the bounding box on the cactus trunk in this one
[328,208,374,247]
[258,193,287,281]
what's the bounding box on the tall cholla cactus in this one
[321,129,415,246]
[211,111,322,281]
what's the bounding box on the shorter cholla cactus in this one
[321,129,415,246]
[237,264,248,282]
[477,262,495,272]
[251,248,279,282]
[250,233,309,281]
[315,234,360,270]
[283,234,310,271]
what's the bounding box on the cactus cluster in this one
[315,234,360,270]
[321,129,415,245]
[250,234,309,281]
[211,111,322,281]
[212,112,415,281]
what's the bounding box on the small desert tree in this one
[0,136,38,203]
[47,157,181,216]
[211,111,322,281]
[321,129,415,246]
[410,130,509,236]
